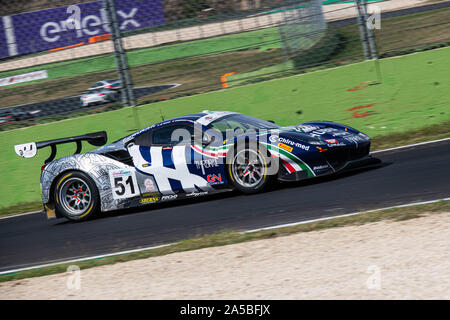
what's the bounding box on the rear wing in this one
[14,131,107,164]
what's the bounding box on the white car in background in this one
[88,79,121,91]
[80,89,119,107]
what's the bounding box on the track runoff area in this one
[0,138,450,275]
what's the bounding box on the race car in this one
[87,79,121,91]
[14,111,380,221]
[80,89,119,107]
[0,108,41,123]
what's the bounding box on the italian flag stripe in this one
[281,158,296,174]
[191,145,228,158]
[263,143,315,177]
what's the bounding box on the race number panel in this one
[109,169,140,200]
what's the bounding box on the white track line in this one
[2,137,449,221]
[0,242,175,276]
[371,137,450,154]
[242,197,450,234]
[0,210,42,220]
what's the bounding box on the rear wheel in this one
[227,143,273,194]
[54,171,99,221]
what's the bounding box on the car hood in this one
[271,121,370,146]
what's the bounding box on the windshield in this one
[208,114,279,134]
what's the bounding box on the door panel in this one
[128,144,210,195]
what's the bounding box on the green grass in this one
[1,199,448,283]
[228,7,450,86]
[0,47,449,210]
[0,27,282,82]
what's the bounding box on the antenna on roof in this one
[160,109,165,121]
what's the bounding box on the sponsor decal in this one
[144,178,157,192]
[269,135,279,143]
[278,137,310,151]
[315,128,337,134]
[139,192,161,204]
[313,165,329,170]
[1,0,166,58]
[278,142,293,152]
[0,70,48,87]
[325,139,339,144]
[207,174,222,184]
[327,142,347,147]
[161,194,178,201]
[195,158,219,170]
[331,131,351,137]
[295,125,320,133]
[186,191,208,197]
[316,147,328,153]
[112,169,133,175]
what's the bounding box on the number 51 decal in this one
[109,169,140,200]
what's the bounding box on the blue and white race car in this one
[14,111,379,221]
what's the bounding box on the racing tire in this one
[226,142,274,194]
[53,171,100,221]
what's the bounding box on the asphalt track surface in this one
[1,140,449,272]
[2,84,179,119]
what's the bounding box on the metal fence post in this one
[103,0,136,107]
[361,0,382,83]
[103,0,127,105]
[109,0,135,107]
[361,0,378,60]
[278,23,290,63]
[355,0,370,60]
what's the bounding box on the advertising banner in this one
[0,70,48,87]
[0,0,165,59]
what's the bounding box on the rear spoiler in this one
[14,131,107,164]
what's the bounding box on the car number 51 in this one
[109,169,140,200]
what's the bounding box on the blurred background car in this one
[87,80,122,91]
[80,89,119,107]
[0,109,41,123]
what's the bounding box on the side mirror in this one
[203,135,215,146]
[192,134,215,146]
[125,140,135,149]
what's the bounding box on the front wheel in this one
[227,144,273,194]
[54,171,100,221]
